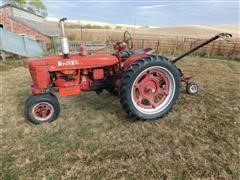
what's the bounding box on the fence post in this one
[231,43,236,59]
[180,37,184,53]
[0,29,3,51]
[207,42,214,57]
[189,40,196,56]
[173,40,178,56]
[189,41,193,50]
[156,40,160,54]
[235,44,240,60]
[218,42,224,58]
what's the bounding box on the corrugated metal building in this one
[0,4,59,42]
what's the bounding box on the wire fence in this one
[133,37,240,60]
[52,37,240,61]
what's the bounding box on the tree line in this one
[3,0,48,17]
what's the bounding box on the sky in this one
[3,0,240,26]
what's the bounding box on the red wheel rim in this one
[131,66,175,114]
[32,102,54,121]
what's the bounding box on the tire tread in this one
[120,55,181,120]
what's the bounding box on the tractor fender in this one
[123,54,149,70]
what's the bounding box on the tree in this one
[27,0,48,17]
[3,0,48,17]
[3,0,27,8]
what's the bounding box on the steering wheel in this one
[123,31,133,50]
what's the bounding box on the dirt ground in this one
[0,57,240,179]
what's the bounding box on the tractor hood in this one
[28,53,119,71]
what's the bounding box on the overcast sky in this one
[6,0,240,26]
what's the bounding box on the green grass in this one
[0,57,240,179]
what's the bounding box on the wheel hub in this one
[190,85,198,93]
[131,66,175,114]
[32,102,54,121]
[146,86,156,94]
[140,78,158,98]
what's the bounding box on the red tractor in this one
[25,18,232,124]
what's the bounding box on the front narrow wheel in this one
[120,55,181,120]
[25,94,60,124]
[186,82,199,95]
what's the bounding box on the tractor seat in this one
[134,48,155,55]
[121,48,155,59]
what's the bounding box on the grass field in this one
[63,25,240,41]
[47,20,240,40]
[0,57,240,179]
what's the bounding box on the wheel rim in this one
[32,102,54,121]
[131,66,176,114]
[189,85,198,93]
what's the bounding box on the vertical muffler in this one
[59,18,69,57]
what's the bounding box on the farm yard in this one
[1,1,240,179]
[0,57,239,179]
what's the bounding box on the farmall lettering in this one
[58,60,79,67]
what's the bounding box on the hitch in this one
[172,33,232,63]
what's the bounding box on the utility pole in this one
[133,17,136,39]
[81,26,83,41]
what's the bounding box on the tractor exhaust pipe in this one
[59,18,69,58]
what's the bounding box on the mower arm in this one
[172,33,232,63]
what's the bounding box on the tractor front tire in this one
[120,55,181,120]
[24,93,60,124]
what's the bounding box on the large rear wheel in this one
[120,55,181,120]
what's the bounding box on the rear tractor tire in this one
[24,93,60,124]
[120,55,181,120]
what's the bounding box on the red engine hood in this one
[28,53,119,71]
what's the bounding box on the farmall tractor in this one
[25,18,232,124]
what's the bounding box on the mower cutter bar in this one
[172,33,232,63]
